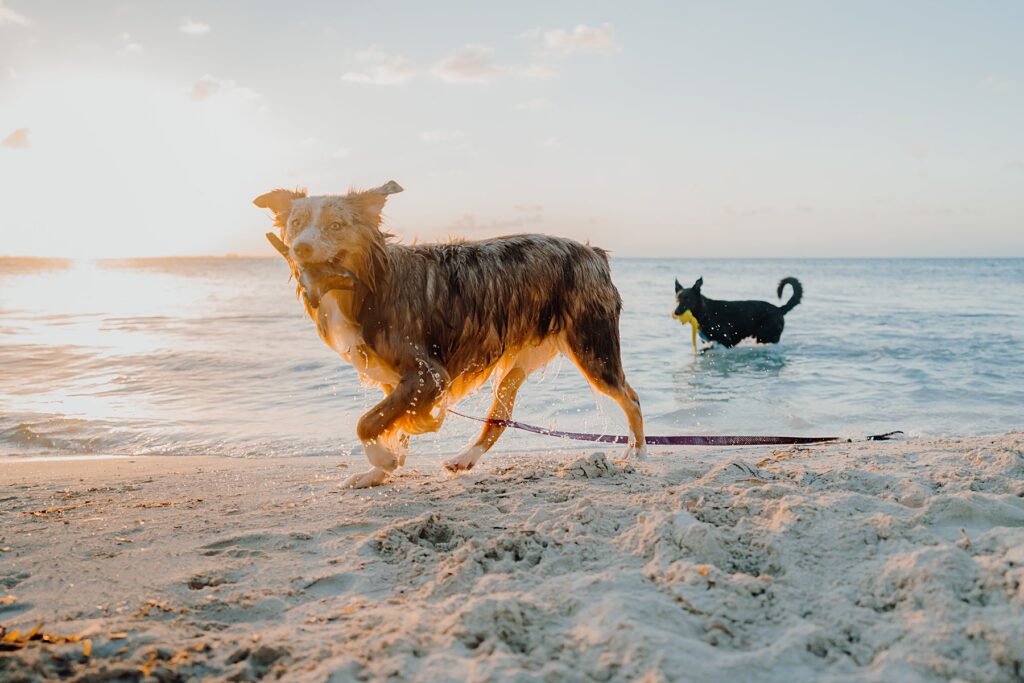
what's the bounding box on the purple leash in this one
[448,410,902,446]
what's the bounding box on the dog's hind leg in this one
[565,316,646,459]
[602,380,646,459]
[443,367,527,473]
[444,340,560,473]
[755,316,785,344]
[345,362,445,489]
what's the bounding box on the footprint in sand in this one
[199,532,310,557]
[302,572,355,598]
[0,571,29,590]
[188,574,235,590]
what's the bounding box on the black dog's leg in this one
[755,316,785,344]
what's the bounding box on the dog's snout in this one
[293,242,313,261]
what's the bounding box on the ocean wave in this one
[0,416,119,455]
[2,257,1022,459]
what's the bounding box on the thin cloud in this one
[903,143,929,160]
[979,76,1015,94]
[431,45,501,85]
[534,23,619,56]
[180,17,210,36]
[439,208,544,235]
[329,148,351,159]
[191,77,219,101]
[190,75,260,103]
[2,127,29,149]
[342,47,416,86]
[0,1,31,28]
[119,32,143,55]
[516,98,555,111]
[514,63,558,81]
[344,45,552,88]
[419,129,464,143]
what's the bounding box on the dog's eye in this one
[290,218,300,227]
[330,222,341,230]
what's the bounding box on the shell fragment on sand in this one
[0,623,87,653]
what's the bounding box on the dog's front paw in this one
[443,445,486,474]
[380,434,409,467]
[620,443,648,460]
[364,442,400,472]
[342,467,389,489]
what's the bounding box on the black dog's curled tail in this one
[777,277,803,314]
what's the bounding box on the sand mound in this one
[1,433,1023,681]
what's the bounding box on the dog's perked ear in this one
[252,188,307,216]
[675,278,683,293]
[349,181,404,226]
[692,276,703,290]
[370,180,404,196]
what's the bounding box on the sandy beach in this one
[2,434,1022,682]
[5,1,1024,681]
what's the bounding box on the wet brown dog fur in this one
[254,182,645,488]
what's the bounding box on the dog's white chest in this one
[316,292,399,387]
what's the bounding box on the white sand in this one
[2,434,1023,682]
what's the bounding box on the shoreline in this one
[2,433,1023,681]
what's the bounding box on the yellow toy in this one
[672,309,700,353]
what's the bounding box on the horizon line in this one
[2,254,1022,261]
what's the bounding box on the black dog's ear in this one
[675,278,683,293]
[693,277,703,290]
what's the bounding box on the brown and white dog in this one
[254,181,645,488]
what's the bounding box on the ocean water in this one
[1,257,1021,461]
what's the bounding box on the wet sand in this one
[2,434,1023,682]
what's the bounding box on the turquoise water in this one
[1,257,1021,459]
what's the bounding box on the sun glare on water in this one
[1,258,193,422]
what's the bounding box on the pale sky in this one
[1,1,1022,258]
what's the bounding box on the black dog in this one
[673,277,802,347]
